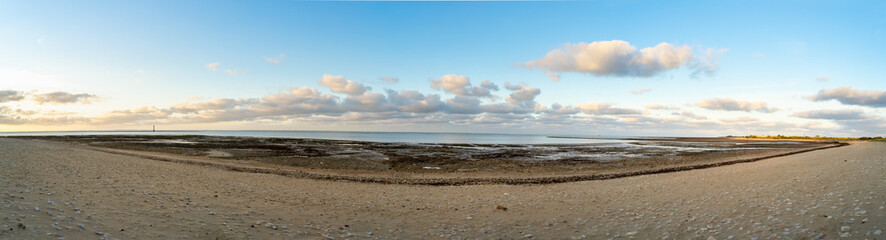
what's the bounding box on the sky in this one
[1,0,885,137]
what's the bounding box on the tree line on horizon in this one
[744,135,885,141]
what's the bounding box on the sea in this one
[0,130,628,145]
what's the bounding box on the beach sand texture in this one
[1,138,884,239]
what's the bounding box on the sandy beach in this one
[1,138,884,239]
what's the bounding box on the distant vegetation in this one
[744,135,885,141]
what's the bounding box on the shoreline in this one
[548,135,847,143]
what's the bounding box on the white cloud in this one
[319,74,368,96]
[94,106,170,125]
[809,86,886,107]
[444,96,483,114]
[8,73,880,136]
[0,90,25,103]
[503,82,541,109]
[171,98,257,114]
[793,109,868,120]
[674,111,707,120]
[31,91,99,105]
[689,48,728,78]
[264,54,286,65]
[379,76,399,83]
[645,104,678,110]
[522,40,724,81]
[815,77,829,82]
[546,103,580,115]
[225,69,241,76]
[257,87,341,115]
[430,74,498,98]
[343,92,388,112]
[752,52,766,58]
[792,109,885,134]
[629,88,651,95]
[0,105,86,125]
[696,98,778,113]
[206,62,221,71]
[576,102,642,115]
[387,90,444,113]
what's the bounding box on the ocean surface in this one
[0,130,628,145]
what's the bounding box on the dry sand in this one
[1,138,884,239]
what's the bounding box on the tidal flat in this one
[9,135,842,185]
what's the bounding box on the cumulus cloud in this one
[444,96,483,114]
[12,73,876,136]
[379,76,399,83]
[481,103,520,114]
[0,105,87,125]
[0,90,25,103]
[718,116,761,125]
[645,104,678,110]
[31,91,98,105]
[74,75,555,125]
[696,98,777,113]
[503,82,541,109]
[93,106,170,124]
[387,90,444,113]
[792,109,868,120]
[629,88,651,95]
[791,109,884,134]
[319,74,368,96]
[576,102,642,115]
[343,92,388,112]
[256,86,341,115]
[206,62,221,71]
[170,98,258,114]
[521,40,725,81]
[546,103,580,115]
[674,111,707,120]
[809,86,886,107]
[225,69,242,76]
[430,74,498,98]
[264,54,286,65]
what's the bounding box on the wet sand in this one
[1,138,884,239]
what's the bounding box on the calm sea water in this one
[0,130,625,145]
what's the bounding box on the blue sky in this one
[1,1,884,136]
